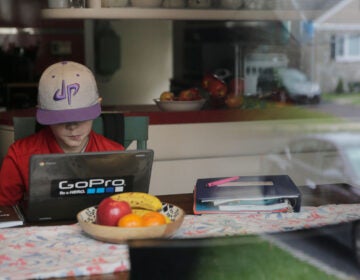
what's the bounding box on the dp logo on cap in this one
[54,80,80,105]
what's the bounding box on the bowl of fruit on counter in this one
[77,192,185,243]
[154,88,206,112]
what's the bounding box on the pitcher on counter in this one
[0,61,125,206]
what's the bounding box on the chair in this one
[13,114,149,150]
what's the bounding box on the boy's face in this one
[50,120,93,153]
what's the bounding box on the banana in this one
[111,192,162,212]
[132,208,152,216]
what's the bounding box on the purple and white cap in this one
[36,61,101,125]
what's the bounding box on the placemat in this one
[2,204,360,279]
[0,224,129,280]
[173,204,360,238]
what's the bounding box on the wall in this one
[94,20,173,106]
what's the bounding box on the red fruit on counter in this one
[160,91,175,101]
[208,80,227,98]
[179,88,201,101]
[202,74,216,90]
[202,74,228,98]
[190,88,202,100]
[225,93,243,108]
[96,197,132,226]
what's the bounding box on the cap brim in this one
[36,103,101,125]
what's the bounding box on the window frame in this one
[333,33,360,62]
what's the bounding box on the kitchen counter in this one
[0,102,328,126]
[0,106,256,126]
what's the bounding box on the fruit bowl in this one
[154,98,206,112]
[77,203,185,243]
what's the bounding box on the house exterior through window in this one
[332,34,360,62]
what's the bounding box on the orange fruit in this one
[117,213,144,228]
[225,94,243,108]
[142,211,166,227]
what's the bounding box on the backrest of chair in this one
[13,115,149,150]
[92,115,149,149]
[13,117,37,142]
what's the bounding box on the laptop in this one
[19,149,154,222]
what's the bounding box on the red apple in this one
[96,197,132,226]
[202,74,216,90]
[208,80,227,98]
[179,87,201,101]
[202,74,228,98]
[190,88,202,100]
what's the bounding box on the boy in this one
[0,61,125,206]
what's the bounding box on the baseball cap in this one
[36,61,101,125]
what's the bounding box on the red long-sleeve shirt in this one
[0,127,125,206]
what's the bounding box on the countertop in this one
[0,102,317,126]
[0,105,263,126]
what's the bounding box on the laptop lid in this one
[21,149,154,222]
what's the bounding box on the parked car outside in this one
[260,132,360,264]
[256,67,321,104]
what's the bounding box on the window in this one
[333,34,360,62]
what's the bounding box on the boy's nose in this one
[65,122,79,129]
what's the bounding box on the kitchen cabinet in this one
[40,6,321,99]
[40,5,325,105]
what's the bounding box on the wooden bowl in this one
[77,203,185,243]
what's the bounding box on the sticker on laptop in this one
[50,176,134,197]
